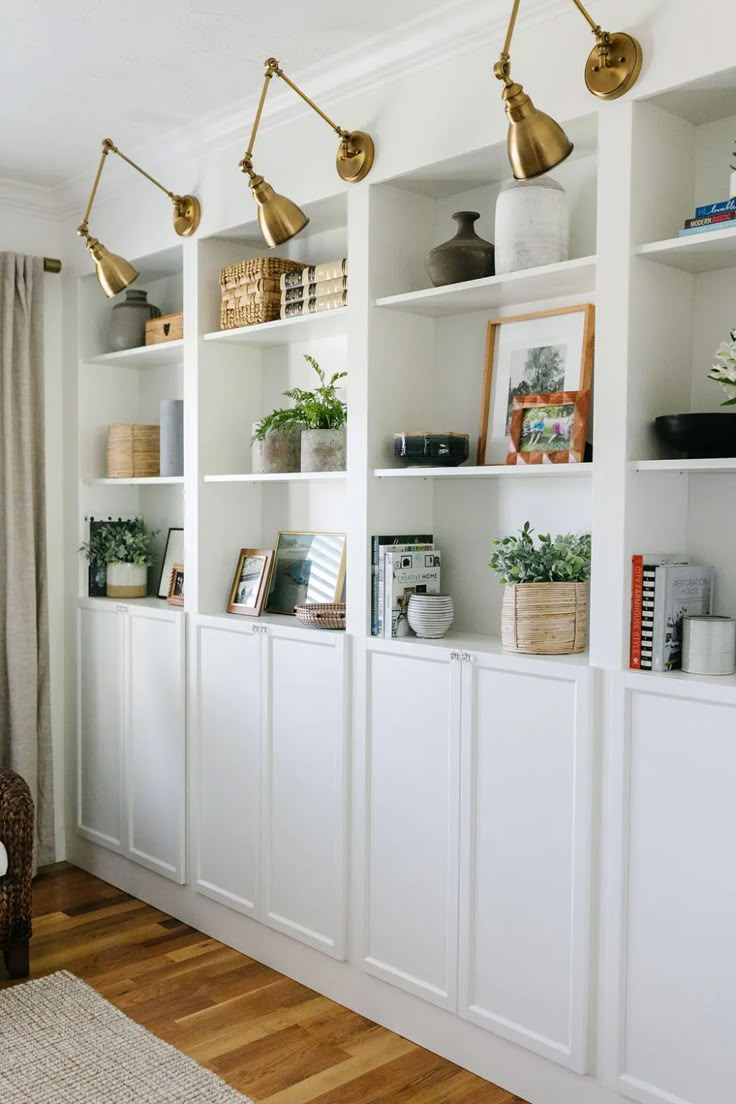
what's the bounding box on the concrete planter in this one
[494,177,569,275]
[252,425,302,474]
[106,562,147,599]
[300,428,346,472]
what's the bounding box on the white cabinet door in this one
[360,642,462,1008]
[261,626,348,958]
[77,604,124,851]
[193,620,262,916]
[125,606,186,883]
[617,687,736,1104]
[459,654,592,1072]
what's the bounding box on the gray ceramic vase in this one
[425,211,495,287]
[252,425,302,474]
[301,428,346,473]
[109,289,161,351]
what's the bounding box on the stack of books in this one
[678,196,736,237]
[280,258,348,318]
[630,553,714,671]
[370,533,442,638]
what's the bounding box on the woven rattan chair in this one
[0,769,33,978]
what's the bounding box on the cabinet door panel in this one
[194,622,261,915]
[78,606,124,850]
[263,632,348,958]
[361,646,461,1008]
[459,659,591,1072]
[126,608,185,882]
[619,690,736,1104]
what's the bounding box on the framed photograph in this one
[478,304,595,465]
[266,531,347,615]
[157,527,184,599]
[167,562,185,606]
[227,548,275,617]
[506,390,591,465]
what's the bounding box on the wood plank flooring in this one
[0,863,527,1103]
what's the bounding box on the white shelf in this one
[634,227,736,272]
[624,668,736,705]
[86,340,185,367]
[78,595,183,614]
[374,256,596,317]
[202,308,348,348]
[84,476,184,486]
[196,610,346,637]
[202,471,346,484]
[369,631,590,668]
[631,458,736,474]
[374,463,593,479]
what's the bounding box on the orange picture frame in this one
[506,390,591,465]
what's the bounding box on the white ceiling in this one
[1,0,474,190]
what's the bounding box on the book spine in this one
[282,276,348,303]
[280,292,347,318]
[370,536,378,637]
[280,259,348,289]
[650,566,667,672]
[630,555,644,669]
[640,566,657,670]
[694,198,736,218]
[684,211,736,229]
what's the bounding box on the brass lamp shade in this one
[502,81,574,180]
[85,236,139,298]
[250,175,310,247]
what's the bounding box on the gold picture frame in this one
[227,548,275,617]
[266,531,347,615]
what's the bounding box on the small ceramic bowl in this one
[407,593,455,639]
[393,432,469,467]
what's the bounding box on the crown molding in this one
[0,176,58,220]
[54,0,576,216]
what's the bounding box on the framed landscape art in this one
[477,303,595,465]
[266,531,346,615]
[506,390,591,465]
[227,548,274,617]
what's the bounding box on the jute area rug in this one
[0,970,253,1102]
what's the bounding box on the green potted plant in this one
[80,517,157,598]
[285,355,347,473]
[251,406,304,475]
[488,522,592,654]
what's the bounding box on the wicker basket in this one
[106,424,160,478]
[294,603,346,631]
[220,257,305,329]
[501,582,588,654]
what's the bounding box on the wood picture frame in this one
[166,562,185,605]
[227,548,275,617]
[506,390,591,465]
[477,303,595,466]
[266,530,347,615]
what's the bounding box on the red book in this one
[629,553,689,670]
[630,555,645,668]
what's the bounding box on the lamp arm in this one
[77,144,111,234]
[495,0,522,84]
[106,140,176,201]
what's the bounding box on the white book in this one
[383,550,442,638]
[651,564,714,671]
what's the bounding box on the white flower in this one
[708,332,736,396]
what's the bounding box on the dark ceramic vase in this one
[425,211,495,287]
[654,413,736,458]
[109,289,161,352]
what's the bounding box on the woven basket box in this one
[145,312,183,345]
[220,257,305,329]
[106,424,160,478]
[501,582,588,655]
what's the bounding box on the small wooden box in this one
[145,312,183,345]
[106,424,160,478]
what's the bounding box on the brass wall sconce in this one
[77,139,202,297]
[239,57,375,247]
[495,0,643,179]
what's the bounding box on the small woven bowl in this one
[294,602,346,631]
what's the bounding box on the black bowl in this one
[393,432,470,467]
[654,413,736,459]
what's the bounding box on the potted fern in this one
[251,406,304,474]
[80,517,157,598]
[488,522,592,654]
[285,355,347,472]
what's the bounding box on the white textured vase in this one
[106,562,147,599]
[494,177,570,275]
[730,170,736,200]
[407,593,455,639]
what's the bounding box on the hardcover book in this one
[684,211,736,229]
[371,534,434,636]
[280,259,348,290]
[694,197,736,218]
[678,222,736,237]
[651,564,714,672]
[630,553,687,669]
[282,276,349,303]
[280,291,348,318]
[383,549,442,638]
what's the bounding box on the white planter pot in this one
[494,177,570,275]
[106,562,147,599]
[301,428,346,473]
[730,170,736,200]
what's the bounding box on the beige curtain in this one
[0,253,54,868]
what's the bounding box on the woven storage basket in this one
[220,257,305,329]
[501,582,588,654]
[106,424,160,478]
[294,603,346,631]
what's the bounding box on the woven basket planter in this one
[294,603,346,631]
[501,582,588,654]
[220,257,305,329]
[106,424,159,478]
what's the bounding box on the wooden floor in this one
[0,863,527,1104]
